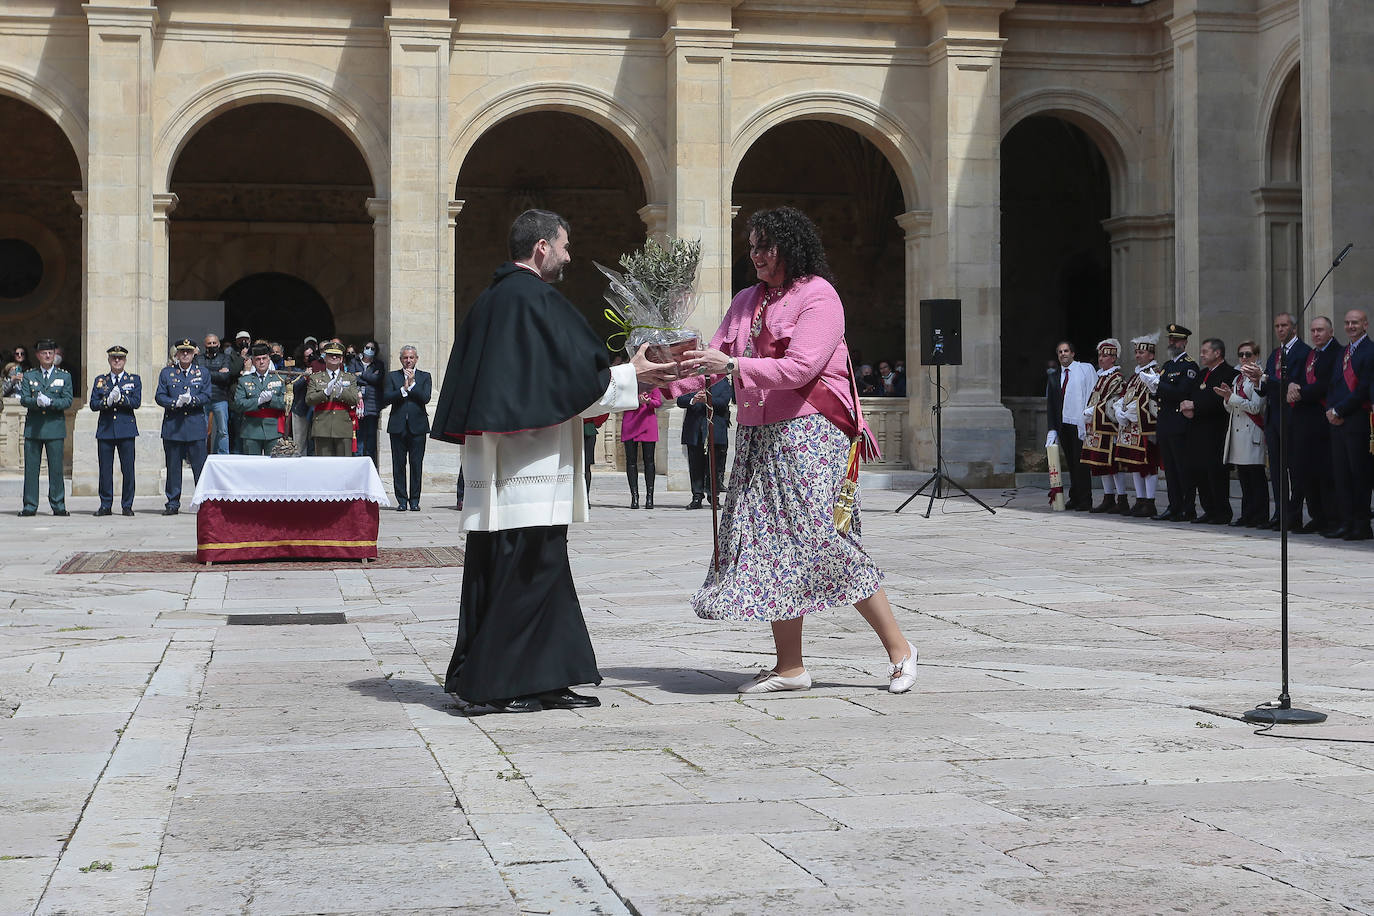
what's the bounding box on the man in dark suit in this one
[1254,312,1309,529]
[1290,316,1341,534]
[1183,337,1237,524]
[89,345,142,516]
[1152,324,1198,521]
[155,338,211,516]
[676,376,733,509]
[384,345,432,511]
[1323,309,1374,540]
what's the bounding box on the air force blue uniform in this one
[155,359,211,511]
[89,370,142,512]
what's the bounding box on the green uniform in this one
[19,366,74,513]
[305,369,359,456]
[233,370,288,455]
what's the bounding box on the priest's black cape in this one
[431,262,614,706]
[431,262,611,443]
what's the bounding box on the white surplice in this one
[459,362,639,532]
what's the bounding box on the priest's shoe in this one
[459,696,544,716]
[536,689,601,710]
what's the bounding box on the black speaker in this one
[919,299,962,366]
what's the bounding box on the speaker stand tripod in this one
[895,361,996,518]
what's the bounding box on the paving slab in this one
[4,486,1374,914]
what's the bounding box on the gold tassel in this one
[833,438,861,533]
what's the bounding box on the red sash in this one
[245,406,287,436]
[1305,350,1317,385]
[317,402,358,446]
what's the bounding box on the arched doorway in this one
[167,102,375,355]
[1000,115,1112,398]
[219,273,334,349]
[731,120,906,375]
[1260,67,1302,326]
[0,95,83,379]
[453,111,649,330]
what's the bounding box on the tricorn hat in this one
[249,343,272,357]
[34,338,58,351]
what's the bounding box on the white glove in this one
[175,391,191,408]
[1140,369,1160,394]
[1111,399,1125,426]
[1045,430,1058,448]
[36,392,52,408]
[257,389,273,405]
[356,402,364,419]
[106,386,121,406]
[1083,404,1095,421]
[325,380,340,398]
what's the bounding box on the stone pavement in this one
[2,482,1373,915]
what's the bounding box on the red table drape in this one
[196,499,380,563]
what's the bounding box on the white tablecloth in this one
[190,455,390,508]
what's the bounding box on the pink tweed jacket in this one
[683,276,862,431]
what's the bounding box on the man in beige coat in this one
[305,343,360,456]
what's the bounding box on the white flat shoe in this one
[888,641,918,694]
[737,669,812,694]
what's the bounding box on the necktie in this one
[1061,367,1069,396]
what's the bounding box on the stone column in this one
[897,209,931,471]
[1301,0,1374,318]
[76,4,159,497]
[661,0,735,333]
[1169,1,1261,342]
[382,14,455,386]
[1102,214,1176,338]
[916,0,1016,485]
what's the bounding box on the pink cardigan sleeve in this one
[734,281,844,392]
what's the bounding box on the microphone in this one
[1333,243,1354,267]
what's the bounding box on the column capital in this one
[637,203,668,241]
[383,16,456,42]
[82,4,158,30]
[895,210,933,241]
[366,197,390,222]
[1102,213,1175,243]
[917,0,1016,40]
[152,192,178,220]
[447,199,465,228]
[72,191,88,213]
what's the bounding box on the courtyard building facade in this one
[1,0,1370,493]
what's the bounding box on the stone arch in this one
[730,92,926,211]
[1259,48,1301,183]
[0,65,87,185]
[1001,88,1136,213]
[153,71,388,195]
[450,83,667,204]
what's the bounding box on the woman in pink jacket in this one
[676,206,917,695]
[620,388,661,509]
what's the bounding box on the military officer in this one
[89,345,142,516]
[233,343,288,454]
[155,338,211,515]
[1152,324,1198,521]
[305,342,359,456]
[18,338,73,517]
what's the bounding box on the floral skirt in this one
[691,414,884,622]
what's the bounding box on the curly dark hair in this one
[747,206,836,288]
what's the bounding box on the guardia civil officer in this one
[155,338,211,515]
[18,338,73,517]
[233,343,287,454]
[1152,324,1198,521]
[89,345,141,516]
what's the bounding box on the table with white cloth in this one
[190,455,391,563]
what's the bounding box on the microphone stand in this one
[1242,242,1352,725]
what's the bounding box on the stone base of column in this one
[909,403,1015,488]
[71,408,167,500]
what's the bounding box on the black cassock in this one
[432,263,613,704]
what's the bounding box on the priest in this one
[431,209,677,715]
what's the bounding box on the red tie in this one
[1061,366,1069,395]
